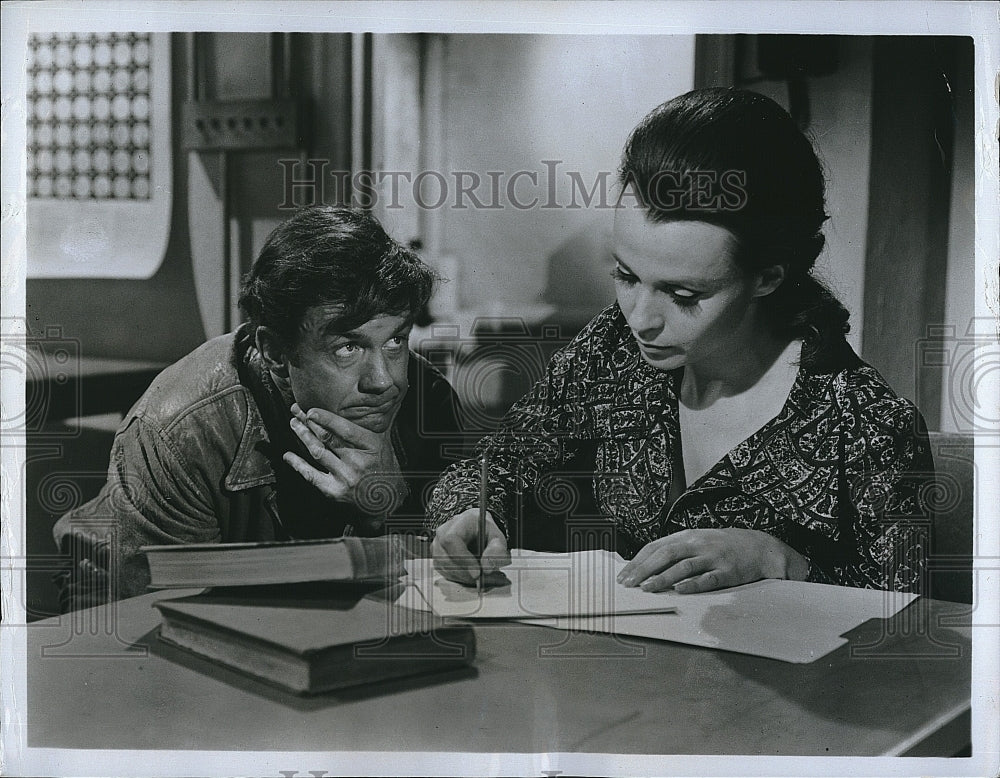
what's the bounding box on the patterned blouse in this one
[426,304,934,592]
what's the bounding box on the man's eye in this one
[384,336,408,352]
[334,343,361,358]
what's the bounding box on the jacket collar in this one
[224,326,280,492]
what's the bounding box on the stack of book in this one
[142,536,476,695]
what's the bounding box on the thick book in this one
[154,587,477,695]
[142,535,406,589]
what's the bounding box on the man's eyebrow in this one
[318,318,414,340]
[317,320,361,340]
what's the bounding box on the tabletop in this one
[22,587,972,756]
[25,344,167,421]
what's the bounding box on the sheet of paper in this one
[517,579,919,663]
[399,549,678,619]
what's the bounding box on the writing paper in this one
[400,551,920,662]
[400,549,678,619]
[518,578,919,663]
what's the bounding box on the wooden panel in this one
[863,37,969,424]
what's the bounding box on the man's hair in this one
[238,206,434,347]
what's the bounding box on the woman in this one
[427,88,933,594]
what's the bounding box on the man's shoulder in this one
[129,332,253,431]
[397,350,461,441]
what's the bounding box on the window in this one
[26,33,172,279]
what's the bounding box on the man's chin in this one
[357,416,392,434]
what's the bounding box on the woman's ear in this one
[754,264,787,298]
[255,326,290,378]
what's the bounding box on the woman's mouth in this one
[637,340,680,357]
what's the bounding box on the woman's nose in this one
[627,286,664,340]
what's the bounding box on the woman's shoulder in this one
[547,303,649,379]
[814,349,929,441]
[558,303,635,361]
[568,303,632,347]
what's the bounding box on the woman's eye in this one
[670,290,700,307]
[611,266,638,285]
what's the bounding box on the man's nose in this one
[359,351,395,393]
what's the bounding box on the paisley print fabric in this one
[426,304,933,592]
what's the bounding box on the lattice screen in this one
[27,33,153,200]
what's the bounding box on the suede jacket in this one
[54,326,462,611]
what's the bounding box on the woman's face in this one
[612,206,771,373]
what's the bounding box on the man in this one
[53,206,462,611]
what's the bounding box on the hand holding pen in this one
[430,454,511,587]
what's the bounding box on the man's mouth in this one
[342,399,399,417]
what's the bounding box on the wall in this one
[862,36,973,428]
[733,37,874,354]
[433,34,697,324]
[189,32,353,340]
[940,38,976,434]
[729,35,974,430]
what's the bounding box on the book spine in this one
[311,625,477,693]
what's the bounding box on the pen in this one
[478,451,488,596]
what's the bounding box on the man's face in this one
[285,306,411,434]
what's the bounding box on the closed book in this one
[142,535,405,589]
[154,587,476,695]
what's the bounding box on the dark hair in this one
[238,206,434,347]
[619,88,850,364]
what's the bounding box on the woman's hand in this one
[618,528,809,593]
[431,509,511,586]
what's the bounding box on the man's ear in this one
[255,326,291,378]
[754,264,787,298]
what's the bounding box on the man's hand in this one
[285,402,408,517]
[617,528,809,593]
[431,509,511,585]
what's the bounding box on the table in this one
[24,589,971,756]
[25,345,167,423]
